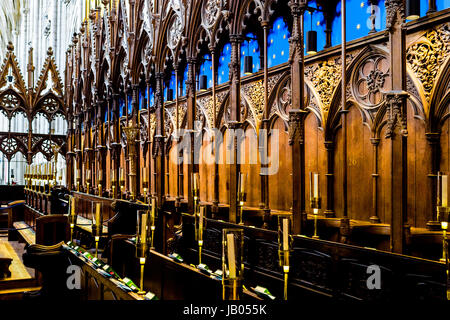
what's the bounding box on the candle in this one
[314,173,319,198]
[151,197,156,220]
[443,175,448,207]
[193,173,198,191]
[283,218,289,251]
[95,203,101,227]
[141,212,148,244]
[199,206,204,231]
[71,197,75,216]
[99,170,103,181]
[120,168,125,181]
[438,172,441,206]
[227,233,236,279]
[239,173,246,194]
[309,172,313,200]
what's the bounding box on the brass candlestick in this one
[311,198,321,239]
[237,173,246,225]
[439,206,450,263]
[197,206,206,265]
[92,202,103,258]
[222,229,244,301]
[278,215,292,300]
[68,196,78,242]
[310,172,321,239]
[98,182,102,197]
[150,197,156,250]
[136,210,151,295]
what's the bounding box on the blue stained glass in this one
[436,0,450,11]
[148,87,155,108]
[179,65,188,96]
[304,1,326,55]
[268,17,290,67]
[331,1,386,46]
[240,32,260,76]
[218,43,231,85]
[127,95,132,114]
[104,110,108,123]
[119,97,125,118]
[164,74,176,102]
[199,54,212,90]
[138,89,145,110]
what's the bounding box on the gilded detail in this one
[307,60,341,112]
[242,80,265,127]
[406,23,450,102]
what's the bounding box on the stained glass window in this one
[119,97,125,117]
[179,65,188,96]
[127,94,132,114]
[198,54,213,90]
[148,87,155,108]
[304,1,326,55]
[240,32,260,76]
[436,0,450,11]
[164,73,176,102]
[331,0,386,46]
[268,17,290,67]
[218,43,231,85]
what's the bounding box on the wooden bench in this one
[0,242,13,279]
[12,221,36,246]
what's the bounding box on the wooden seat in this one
[0,242,13,279]
[12,221,36,246]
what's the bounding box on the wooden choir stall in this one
[1,0,450,302]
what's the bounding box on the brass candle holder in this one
[68,196,78,242]
[136,209,151,295]
[196,205,206,265]
[91,201,103,258]
[119,168,125,199]
[278,214,293,300]
[150,197,157,250]
[438,206,450,263]
[237,173,247,225]
[310,172,321,239]
[222,229,244,301]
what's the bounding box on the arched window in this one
[127,94,132,115]
[332,0,386,46]
[0,152,26,185]
[51,114,67,135]
[139,88,145,110]
[179,65,188,97]
[436,0,450,11]
[218,43,231,85]
[198,54,213,91]
[0,110,7,130]
[10,111,28,133]
[268,17,290,67]
[119,96,125,117]
[164,73,176,102]
[32,113,50,134]
[240,32,260,76]
[148,87,155,108]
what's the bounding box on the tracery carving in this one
[241,80,264,126]
[306,60,341,112]
[352,55,390,110]
[406,23,450,103]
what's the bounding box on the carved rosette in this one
[384,91,409,139]
[352,54,390,110]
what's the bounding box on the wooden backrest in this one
[35,215,69,246]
